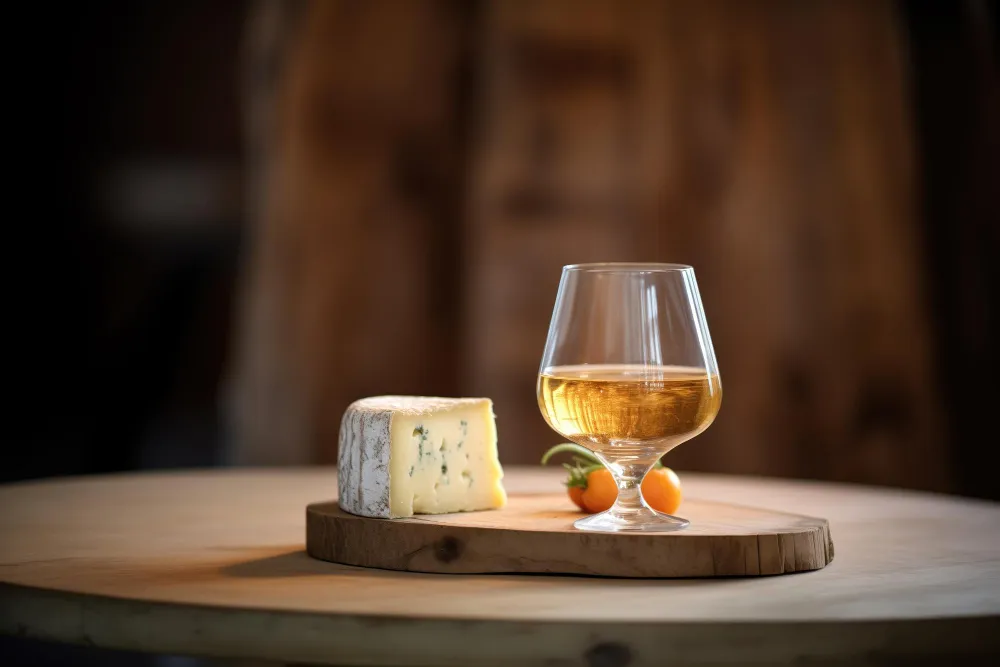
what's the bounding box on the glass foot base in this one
[574,506,690,533]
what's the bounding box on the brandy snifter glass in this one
[537,263,722,532]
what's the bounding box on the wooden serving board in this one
[306,494,833,578]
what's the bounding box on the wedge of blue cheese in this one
[338,396,507,518]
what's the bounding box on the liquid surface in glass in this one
[538,364,722,456]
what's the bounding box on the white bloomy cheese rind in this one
[338,396,507,518]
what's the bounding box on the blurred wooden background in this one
[225,0,969,493]
[7,0,994,502]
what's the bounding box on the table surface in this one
[1,467,998,666]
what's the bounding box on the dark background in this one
[13,2,244,479]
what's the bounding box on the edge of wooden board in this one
[305,496,834,577]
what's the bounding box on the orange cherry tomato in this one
[543,443,682,515]
[580,467,618,513]
[568,466,683,515]
[641,467,683,514]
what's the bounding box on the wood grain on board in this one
[306,494,832,577]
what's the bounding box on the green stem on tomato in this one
[543,441,666,469]
[540,442,600,466]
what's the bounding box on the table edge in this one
[3,583,999,666]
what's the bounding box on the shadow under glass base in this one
[573,505,690,533]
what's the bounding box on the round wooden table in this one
[1,468,997,666]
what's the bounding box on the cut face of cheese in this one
[338,396,507,518]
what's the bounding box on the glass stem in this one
[596,456,656,518]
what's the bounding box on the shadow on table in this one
[220,549,330,578]
[219,549,767,588]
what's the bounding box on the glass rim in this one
[563,262,694,273]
